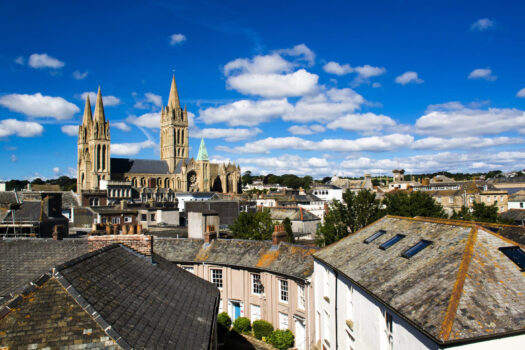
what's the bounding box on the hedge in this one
[253,320,274,340]
[218,312,232,329]
[232,317,251,334]
[268,329,294,350]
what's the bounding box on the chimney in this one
[422,178,430,186]
[52,225,63,240]
[120,200,127,210]
[205,225,217,244]
[272,224,287,246]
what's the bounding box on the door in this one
[295,317,306,350]
[233,302,241,321]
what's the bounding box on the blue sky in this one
[1,0,524,180]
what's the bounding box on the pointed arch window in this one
[102,145,106,171]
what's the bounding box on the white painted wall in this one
[312,188,343,203]
[445,334,525,350]
[508,200,525,209]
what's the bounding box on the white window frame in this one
[297,284,305,310]
[279,279,288,303]
[250,304,261,323]
[182,266,194,274]
[211,269,223,289]
[384,310,393,350]
[124,216,132,223]
[111,217,120,224]
[251,273,263,295]
[278,311,289,330]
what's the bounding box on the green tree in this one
[322,176,331,184]
[230,209,274,240]
[242,171,253,185]
[283,217,294,243]
[452,202,511,224]
[383,191,446,218]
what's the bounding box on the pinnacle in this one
[94,86,105,122]
[82,94,92,125]
[196,138,209,161]
[168,74,180,110]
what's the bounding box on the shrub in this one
[232,317,251,334]
[218,312,232,329]
[253,320,274,340]
[268,329,294,350]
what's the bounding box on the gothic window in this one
[81,173,85,185]
[177,129,180,144]
[181,130,184,143]
[96,145,101,171]
[102,145,106,171]
[140,177,145,187]
[165,178,170,189]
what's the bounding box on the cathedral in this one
[77,75,241,194]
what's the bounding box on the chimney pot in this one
[205,225,217,243]
[272,224,287,245]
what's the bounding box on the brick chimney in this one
[204,225,217,244]
[272,224,287,245]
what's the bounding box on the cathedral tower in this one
[160,75,189,173]
[77,87,111,192]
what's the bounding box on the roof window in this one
[499,246,525,270]
[402,240,432,258]
[380,234,406,250]
[364,230,386,244]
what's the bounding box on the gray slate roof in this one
[268,207,320,221]
[2,201,42,221]
[111,158,170,174]
[0,238,88,297]
[154,238,317,280]
[314,216,525,344]
[0,191,17,205]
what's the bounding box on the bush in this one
[253,320,274,340]
[232,317,251,334]
[218,312,232,329]
[268,329,294,350]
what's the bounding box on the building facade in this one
[77,76,241,194]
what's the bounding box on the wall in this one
[157,209,179,226]
[188,212,219,239]
[88,235,152,256]
[445,334,525,350]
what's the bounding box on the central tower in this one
[160,75,189,173]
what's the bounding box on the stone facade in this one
[77,75,241,194]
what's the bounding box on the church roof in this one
[196,138,209,161]
[110,158,170,175]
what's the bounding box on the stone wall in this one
[88,235,152,256]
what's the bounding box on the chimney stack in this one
[272,224,287,246]
[205,225,217,244]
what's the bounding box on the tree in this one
[382,191,446,218]
[316,189,384,247]
[322,176,331,184]
[242,171,253,185]
[230,209,274,240]
[452,202,507,223]
[283,217,294,243]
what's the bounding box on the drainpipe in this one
[334,269,338,350]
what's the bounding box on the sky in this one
[0,0,524,180]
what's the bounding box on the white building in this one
[175,192,219,212]
[508,191,525,209]
[311,184,343,203]
[314,216,525,350]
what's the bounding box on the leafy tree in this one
[230,209,274,240]
[452,202,507,223]
[242,171,253,185]
[31,178,45,185]
[383,191,446,218]
[283,217,294,243]
[322,176,332,184]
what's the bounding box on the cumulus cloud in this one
[518,88,525,98]
[238,154,333,177]
[169,33,186,45]
[416,103,525,136]
[73,70,88,80]
[326,112,397,133]
[127,112,160,129]
[145,92,162,107]
[111,140,156,156]
[412,136,525,150]
[288,124,326,135]
[224,54,292,75]
[0,119,43,137]
[192,127,262,142]
[275,44,316,66]
[14,56,24,65]
[323,61,353,75]
[113,122,131,132]
[395,71,423,85]
[323,61,385,86]
[199,99,292,126]
[61,125,79,136]
[28,53,64,69]
[468,68,497,81]
[0,93,79,119]
[218,134,414,154]
[470,18,495,31]
[80,92,121,106]
[53,167,60,175]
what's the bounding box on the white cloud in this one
[326,112,397,133]
[73,70,88,80]
[80,92,121,106]
[238,154,333,176]
[468,68,497,81]
[395,71,423,85]
[14,56,24,65]
[127,112,160,129]
[276,44,316,66]
[199,99,292,126]
[0,93,79,120]
[218,134,413,154]
[61,125,79,136]
[0,119,43,137]
[113,122,131,132]
[412,136,525,150]
[517,88,525,98]
[192,127,262,142]
[111,140,156,156]
[470,18,495,31]
[224,54,292,75]
[416,103,525,136]
[288,124,326,135]
[323,61,353,75]
[28,53,64,69]
[354,65,386,79]
[53,167,60,175]
[169,33,187,45]
[145,92,162,107]
[10,155,17,163]
[372,82,381,88]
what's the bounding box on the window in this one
[298,284,306,310]
[384,311,393,350]
[279,312,288,330]
[124,216,132,223]
[250,304,261,323]
[487,196,491,202]
[211,269,223,289]
[251,273,263,295]
[150,213,155,221]
[111,217,120,224]
[364,230,386,244]
[279,280,288,303]
[521,202,524,208]
[402,240,432,258]
[379,234,405,250]
[182,266,194,274]
[141,214,147,221]
[499,246,525,270]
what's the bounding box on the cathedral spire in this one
[82,94,92,125]
[168,74,180,109]
[93,86,105,122]
[196,138,209,161]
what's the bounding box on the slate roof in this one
[111,157,170,175]
[0,191,17,205]
[154,238,318,280]
[0,239,88,298]
[62,190,81,209]
[268,207,321,222]
[314,216,525,345]
[500,209,525,227]
[2,201,43,222]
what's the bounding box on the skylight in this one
[380,234,406,250]
[499,246,525,270]
[402,240,432,258]
[364,230,386,244]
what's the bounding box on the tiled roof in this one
[154,238,317,280]
[2,201,43,222]
[0,191,17,205]
[62,190,81,209]
[314,216,525,344]
[267,207,320,221]
[111,158,170,174]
